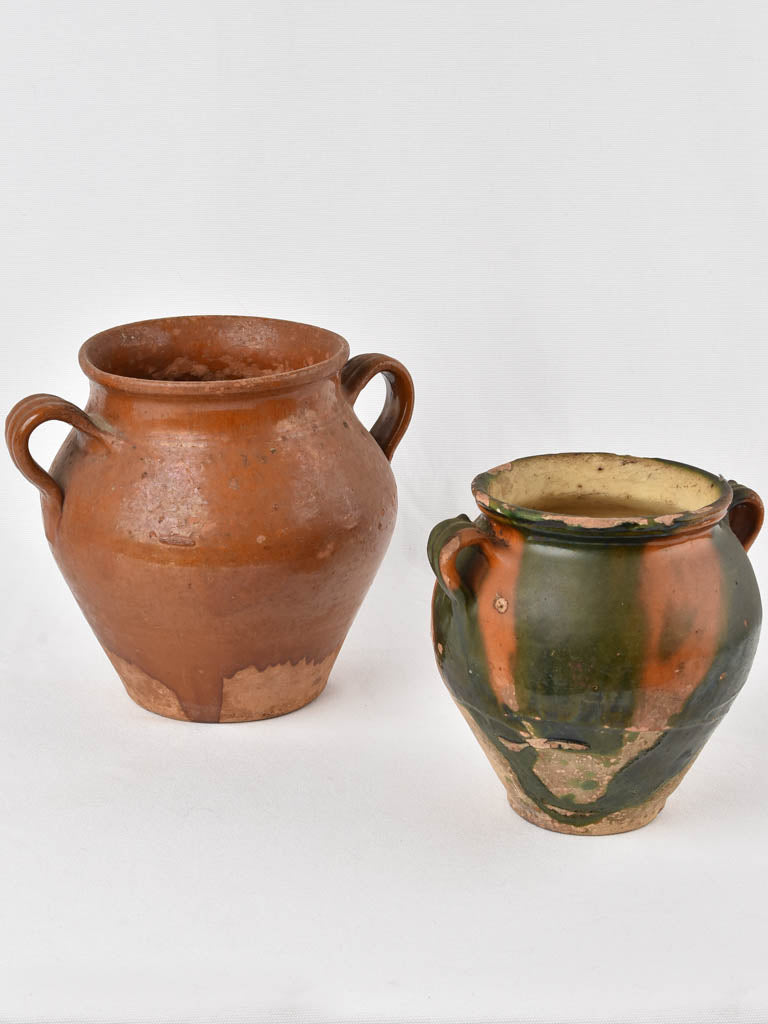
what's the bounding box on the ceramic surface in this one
[429,453,763,834]
[7,315,414,722]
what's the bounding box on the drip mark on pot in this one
[498,734,590,752]
[538,738,590,751]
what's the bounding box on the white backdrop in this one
[2,2,767,1022]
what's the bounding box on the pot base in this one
[507,792,666,836]
[106,646,341,723]
[456,701,692,836]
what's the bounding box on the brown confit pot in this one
[6,316,414,722]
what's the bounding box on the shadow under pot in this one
[428,452,763,835]
[6,315,414,722]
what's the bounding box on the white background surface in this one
[2,2,768,1022]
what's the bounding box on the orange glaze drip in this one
[474,524,525,711]
[633,532,724,731]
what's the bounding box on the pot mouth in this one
[472,453,732,538]
[79,315,350,396]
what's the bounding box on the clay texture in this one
[7,315,413,722]
[428,453,763,835]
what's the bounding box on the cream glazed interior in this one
[472,452,729,530]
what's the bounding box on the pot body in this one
[429,464,763,835]
[7,316,414,722]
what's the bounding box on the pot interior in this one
[475,453,725,521]
[81,315,347,385]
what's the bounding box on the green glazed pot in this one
[428,453,763,835]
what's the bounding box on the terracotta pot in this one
[428,453,763,835]
[7,315,414,723]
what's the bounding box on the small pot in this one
[428,453,763,835]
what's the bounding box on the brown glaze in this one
[6,315,414,722]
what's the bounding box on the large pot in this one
[428,453,763,835]
[7,315,413,722]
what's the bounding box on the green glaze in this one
[512,539,646,729]
[428,460,763,835]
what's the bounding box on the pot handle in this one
[428,514,499,597]
[341,353,414,461]
[6,393,109,536]
[727,481,764,552]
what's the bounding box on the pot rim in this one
[79,315,350,396]
[472,452,733,539]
